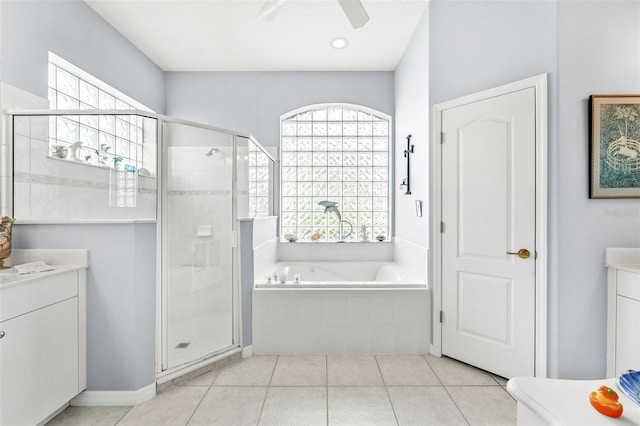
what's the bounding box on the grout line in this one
[442,385,472,426]
[374,355,400,426]
[422,355,470,426]
[114,406,134,426]
[184,386,212,426]
[255,355,279,425]
[268,355,279,387]
[422,354,445,386]
[325,354,329,426]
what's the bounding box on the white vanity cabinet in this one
[605,248,640,378]
[0,266,87,426]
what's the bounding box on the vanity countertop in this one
[0,249,89,289]
[605,248,640,274]
[0,265,87,288]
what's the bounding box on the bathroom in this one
[1,0,639,425]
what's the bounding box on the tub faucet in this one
[318,200,353,242]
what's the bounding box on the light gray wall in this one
[556,0,640,379]
[240,217,278,347]
[429,0,557,106]
[13,224,157,391]
[239,221,254,347]
[165,72,395,147]
[1,0,163,391]
[394,9,429,248]
[0,0,165,113]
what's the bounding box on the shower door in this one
[160,121,237,371]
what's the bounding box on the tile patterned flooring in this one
[48,354,516,426]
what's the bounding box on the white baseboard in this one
[242,345,253,358]
[70,383,156,406]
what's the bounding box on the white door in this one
[441,87,536,378]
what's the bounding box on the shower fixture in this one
[399,134,414,195]
[205,147,219,156]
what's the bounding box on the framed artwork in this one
[590,94,640,199]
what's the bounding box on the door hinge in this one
[440,131,445,144]
[440,221,444,233]
[439,310,443,323]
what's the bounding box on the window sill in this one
[46,155,156,178]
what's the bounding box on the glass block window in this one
[47,54,152,174]
[248,141,273,217]
[280,104,391,242]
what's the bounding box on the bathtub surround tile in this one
[424,354,497,386]
[327,354,384,386]
[270,355,327,386]
[376,355,440,386]
[188,387,267,426]
[213,355,277,386]
[47,406,132,426]
[258,387,327,426]
[387,386,468,426]
[328,386,397,426]
[446,385,517,425]
[253,287,429,354]
[117,385,207,426]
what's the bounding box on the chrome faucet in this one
[318,200,353,242]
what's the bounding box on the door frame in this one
[431,74,548,378]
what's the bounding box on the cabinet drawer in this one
[617,270,640,301]
[0,271,78,322]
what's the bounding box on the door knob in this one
[0,331,5,339]
[507,248,530,259]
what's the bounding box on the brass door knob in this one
[506,248,530,259]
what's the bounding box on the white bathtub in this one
[252,260,430,354]
[256,261,425,288]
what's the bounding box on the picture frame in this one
[590,94,640,199]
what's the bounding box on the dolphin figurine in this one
[318,200,341,221]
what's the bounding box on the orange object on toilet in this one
[589,386,623,418]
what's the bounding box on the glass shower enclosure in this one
[159,119,239,373]
[6,109,273,380]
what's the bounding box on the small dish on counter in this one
[618,370,640,406]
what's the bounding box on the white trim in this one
[431,74,548,378]
[242,345,254,358]
[13,219,157,225]
[70,383,156,407]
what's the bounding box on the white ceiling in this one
[85,0,429,72]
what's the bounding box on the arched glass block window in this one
[280,104,391,242]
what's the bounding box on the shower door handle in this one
[506,249,531,259]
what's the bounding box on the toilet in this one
[507,248,640,425]
[507,376,639,425]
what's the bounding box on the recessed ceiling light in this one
[331,37,349,49]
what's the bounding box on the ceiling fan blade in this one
[337,0,370,29]
[258,0,287,21]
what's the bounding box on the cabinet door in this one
[616,295,640,374]
[0,298,79,426]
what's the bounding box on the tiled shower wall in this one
[167,145,233,321]
[12,114,157,221]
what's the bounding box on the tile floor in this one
[48,354,516,426]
